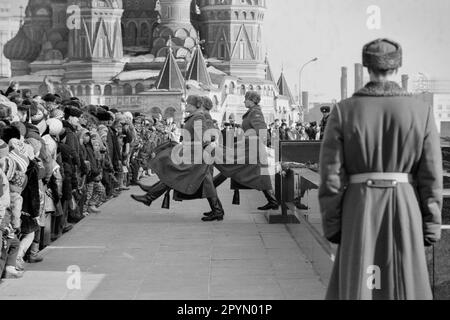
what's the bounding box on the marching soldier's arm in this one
[416,105,443,247]
[318,104,347,244]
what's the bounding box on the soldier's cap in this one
[320,106,331,113]
[363,38,402,70]
[186,95,203,109]
[245,91,261,105]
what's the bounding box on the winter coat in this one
[20,159,41,234]
[215,105,273,191]
[150,110,215,197]
[58,142,76,200]
[319,81,443,300]
[84,142,101,182]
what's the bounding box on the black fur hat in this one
[97,109,112,122]
[363,38,402,70]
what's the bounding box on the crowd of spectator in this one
[0,81,179,280]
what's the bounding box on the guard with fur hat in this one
[319,39,442,300]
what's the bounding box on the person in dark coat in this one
[319,38,442,300]
[214,91,279,211]
[319,105,331,140]
[131,95,225,221]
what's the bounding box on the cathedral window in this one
[135,83,145,94]
[123,83,133,95]
[104,85,113,96]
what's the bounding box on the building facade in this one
[0,0,26,78]
[1,0,296,125]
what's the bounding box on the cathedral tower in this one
[65,0,124,81]
[199,0,267,79]
[151,0,198,59]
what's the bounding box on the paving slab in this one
[0,176,326,300]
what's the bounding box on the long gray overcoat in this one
[319,81,443,300]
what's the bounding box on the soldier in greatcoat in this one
[131,95,225,222]
[319,38,442,300]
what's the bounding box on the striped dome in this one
[4,28,41,62]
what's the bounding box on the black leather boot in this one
[202,197,225,222]
[257,190,279,211]
[203,198,223,217]
[131,182,169,207]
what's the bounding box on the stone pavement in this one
[0,177,326,300]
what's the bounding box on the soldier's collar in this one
[243,105,261,117]
[353,81,411,97]
[184,109,204,122]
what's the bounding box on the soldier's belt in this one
[349,173,413,188]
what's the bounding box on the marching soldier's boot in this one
[203,198,223,217]
[202,197,225,222]
[258,190,279,211]
[131,182,170,207]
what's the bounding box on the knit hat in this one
[47,118,63,136]
[8,138,30,172]
[0,139,8,159]
[50,108,64,120]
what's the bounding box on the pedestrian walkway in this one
[0,177,326,300]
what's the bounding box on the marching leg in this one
[131,181,170,207]
[257,190,279,211]
[202,197,225,222]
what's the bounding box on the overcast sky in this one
[264,0,450,102]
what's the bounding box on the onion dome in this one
[4,28,42,62]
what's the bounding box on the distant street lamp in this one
[298,57,318,112]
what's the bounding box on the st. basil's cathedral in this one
[0,0,296,124]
